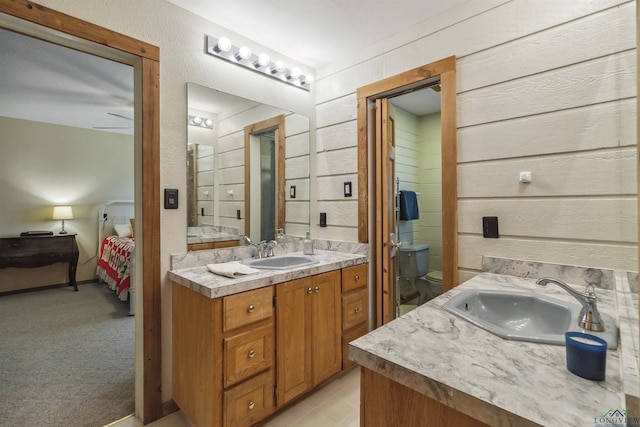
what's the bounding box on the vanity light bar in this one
[188,115,213,129]
[206,35,311,91]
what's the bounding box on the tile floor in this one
[107,367,360,427]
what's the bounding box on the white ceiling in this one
[0,27,134,134]
[166,0,469,68]
[0,1,462,133]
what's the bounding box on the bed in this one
[95,200,135,315]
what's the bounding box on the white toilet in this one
[397,243,442,304]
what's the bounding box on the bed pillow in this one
[129,218,135,236]
[114,223,133,238]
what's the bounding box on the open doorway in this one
[357,57,457,327]
[0,27,136,426]
[0,2,162,423]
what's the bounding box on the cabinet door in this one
[311,270,342,385]
[276,277,313,405]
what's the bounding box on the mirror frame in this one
[0,1,164,422]
[244,114,286,239]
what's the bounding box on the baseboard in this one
[0,279,96,296]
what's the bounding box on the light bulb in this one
[235,46,251,61]
[271,60,285,74]
[216,37,231,53]
[255,53,270,68]
[204,119,213,128]
[288,67,301,80]
[192,116,202,125]
[300,74,313,85]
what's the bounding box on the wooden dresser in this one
[0,234,79,291]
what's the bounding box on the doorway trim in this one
[0,1,163,423]
[356,56,457,326]
[244,114,286,238]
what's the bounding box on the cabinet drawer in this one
[223,286,273,332]
[341,263,367,293]
[342,288,368,331]
[224,323,274,388]
[223,370,274,427]
[342,322,369,369]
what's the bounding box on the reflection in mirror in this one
[186,83,310,250]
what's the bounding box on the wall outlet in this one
[319,212,327,227]
[483,216,499,238]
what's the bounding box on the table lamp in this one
[52,206,73,234]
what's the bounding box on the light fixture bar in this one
[206,35,311,91]
[188,115,213,129]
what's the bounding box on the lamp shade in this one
[52,206,73,220]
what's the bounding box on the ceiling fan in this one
[93,112,133,130]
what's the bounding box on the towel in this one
[399,190,419,221]
[207,261,260,278]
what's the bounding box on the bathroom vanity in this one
[350,259,640,427]
[169,249,368,427]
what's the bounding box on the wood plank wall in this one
[315,0,637,281]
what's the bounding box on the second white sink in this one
[443,289,618,349]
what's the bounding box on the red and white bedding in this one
[96,236,134,301]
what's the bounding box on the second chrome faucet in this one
[535,277,605,332]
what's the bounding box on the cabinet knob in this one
[354,275,360,282]
[248,401,255,410]
[314,286,320,293]
[247,304,255,313]
[307,287,313,294]
[354,307,360,313]
[248,349,256,358]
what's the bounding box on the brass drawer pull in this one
[247,304,255,313]
[354,307,360,313]
[248,401,255,410]
[248,349,256,358]
[314,286,320,293]
[354,275,360,281]
[307,287,313,294]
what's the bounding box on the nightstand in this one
[0,234,80,291]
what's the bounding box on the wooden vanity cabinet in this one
[172,262,368,427]
[276,270,342,405]
[341,264,369,368]
[172,284,276,427]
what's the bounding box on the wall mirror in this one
[187,83,310,250]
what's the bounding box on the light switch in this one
[164,188,178,209]
[344,181,352,197]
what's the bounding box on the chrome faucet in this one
[242,236,277,258]
[535,277,605,332]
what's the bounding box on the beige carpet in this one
[0,282,134,427]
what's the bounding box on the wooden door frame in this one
[356,56,457,326]
[244,114,286,238]
[0,1,163,423]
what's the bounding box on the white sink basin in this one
[244,255,318,270]
[443,289,618,349]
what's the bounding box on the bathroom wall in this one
[394,106,421,245]
[417,113,442,273]
[315,0,637,280]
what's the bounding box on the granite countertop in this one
[350,272,635,427]
[169,250,368,299]
[187,232,239,244]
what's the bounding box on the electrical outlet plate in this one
[483,216,499,238]
[320,212,327,227]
